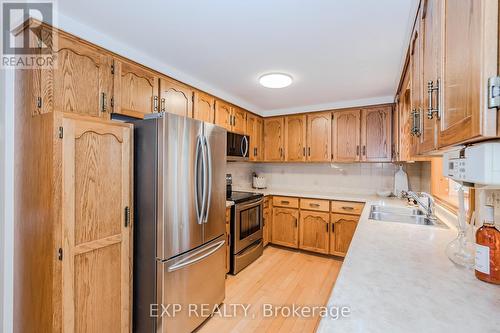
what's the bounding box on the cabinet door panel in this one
[214,100,232,130]
[113,59,160,118]
[159,77,193,118]
[193,91,215,123]
[45,34,112,118]
[62,117,131,332]
[247,114,263,161]
[361,106,392,162]
[420,0,440,153]
[264,117,284,161]
[232,106,247,134]
[440,0,498,146]
[255,117,264,161]
[285,115,307,162]
[271,207,298,248]
[332,109,360,162]
[307,112,332,162]
[331,213,359,256]
[299,211,329,254]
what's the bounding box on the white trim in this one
[260,95,395,117]
[0,68,15,333]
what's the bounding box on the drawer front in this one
[300,198,330,212]
[273,196,299,208]
[331,201,364,215]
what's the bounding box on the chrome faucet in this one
[402,191,436,220]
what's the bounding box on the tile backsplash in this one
[227,162,430,195]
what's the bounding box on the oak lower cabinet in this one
[112,58,160,118]
[193,91,215,123]
[360,105,392,162]
[284,115,307,162]
[330,213,359,257]
[271,207,299,248]
[332,109,361,162]
[159,76,194,118]
[264,117,285,161]
[247,113,264,161]
[263,197,272,246]
[299,211,329,254]
[15,94,133,332]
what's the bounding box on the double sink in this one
[369,205,448,228]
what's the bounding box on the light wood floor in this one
[197,246,342,333]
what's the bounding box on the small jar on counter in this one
[475,206,500,284]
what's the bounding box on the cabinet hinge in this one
[58,248,63,261]
[124,206,130,227]
[488,76,500,108]
[111,63,115,75]
[36,97,42,108]
[58,126,63,139]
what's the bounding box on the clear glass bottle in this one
[475,206,500,284]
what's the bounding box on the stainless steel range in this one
[227,190,264,274]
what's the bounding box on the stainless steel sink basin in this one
[369,205,448,228]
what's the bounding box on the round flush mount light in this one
[259,73,293,88]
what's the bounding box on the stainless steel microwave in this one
[227,132,249,161]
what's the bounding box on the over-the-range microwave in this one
[227,131,249,161]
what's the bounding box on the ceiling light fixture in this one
[259,73,293,88]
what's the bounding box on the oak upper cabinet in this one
[264,117,285,161]
[193,91,215,123]
[299,210,329,254]
[247,113,264,161]
[332,109,361,162]
[112,59,160,118]
[439,0,498,147]
[285,115,307,162]
[419,0,441,153]
[41,31,113,118]
[159,76,194,118]
[272,207,299,248]
[360,106,392,162]
[330,213,359,256]
[214,99,232,130]
[62,116,132,332]
[232,106,247,134]
[307,112,332,162]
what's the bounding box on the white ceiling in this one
[56,0,419,116]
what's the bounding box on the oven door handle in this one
[235,197,263,212]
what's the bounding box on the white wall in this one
[227,161,429,195]
[0,68,15,333]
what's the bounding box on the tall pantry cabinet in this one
[14,22,132,332]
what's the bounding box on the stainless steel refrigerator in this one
[133,112,226,333]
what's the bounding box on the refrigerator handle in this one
[203,135,212,223]
[167,239,225,272]
[200,135,208,224]
[195,135,204,225]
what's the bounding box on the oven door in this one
[227,132,249,161]
[234,197,263,253]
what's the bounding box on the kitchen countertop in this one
[226,200,234,208]
[234,187,500,332]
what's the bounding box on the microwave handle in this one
[241,135,249,157]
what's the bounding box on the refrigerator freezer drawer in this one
[156,235,226,333]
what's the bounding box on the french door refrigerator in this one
[133,112,226,333]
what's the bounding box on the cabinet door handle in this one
[356,145,360,156]
[308,147,311,156]
[427,80,440,119]
[281,200,290,205]
[295,218,298,228]
[326,223,329,232]
[331,223,334,233]
[101,92,107,113]
[362,145,366,156]
[309,203,320,207]
[342,206,354,211]
[153,96,159,112]
[161,98,166,112]
[303,147,306,156]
